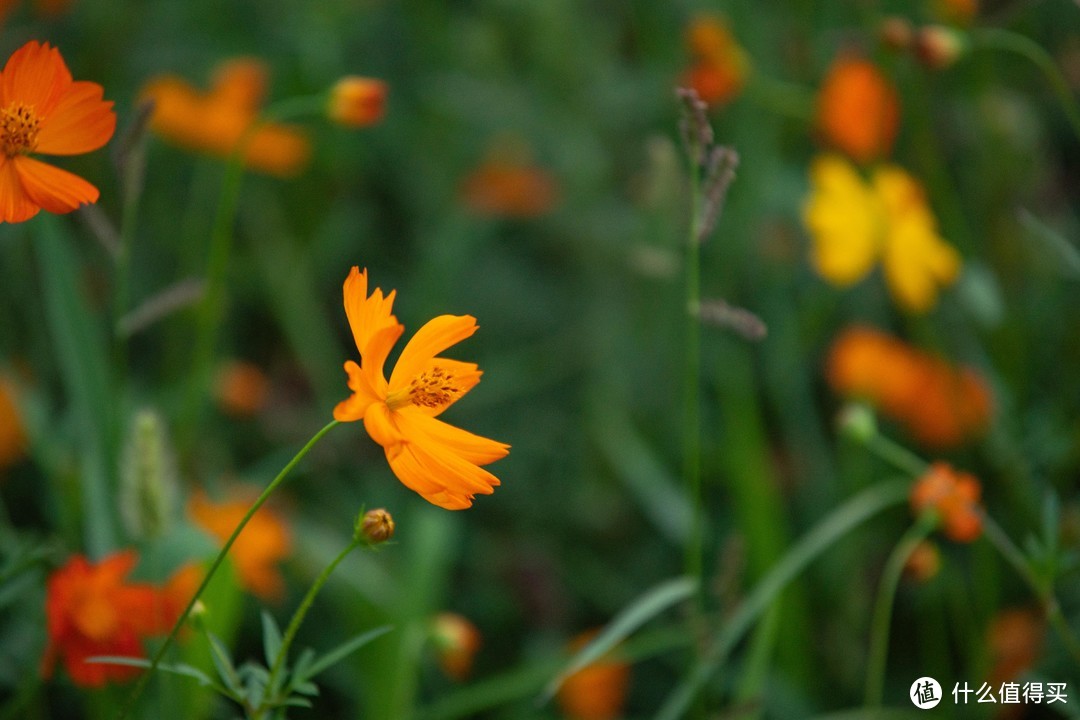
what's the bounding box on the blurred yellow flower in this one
[680,14,749,108]
[140,58,310,177]
[188,487,291,601]
[804,154,961,313]
[333,267,509,510]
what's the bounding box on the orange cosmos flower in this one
[460,137,559,218]
[815,55,899,164]
[557,631,631,720]
[214,360,270,418]
[188,487,291,600]
[0,375,26,469]
[827,326,992,448]
[430,612,481,681]
[909,462,983,542]
[680,14,749,107]
[0,41,115,224]
[140,58,309,177]
[333,267,510,510]
[41,551,193,687]
[327,76,387,128]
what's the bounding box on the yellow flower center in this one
[1,102,41,157]
[387,366,463,411]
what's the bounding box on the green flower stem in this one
[971,28,1080,146]
[258,534,364,718]
[980,514,1080,666]
[181,93,328,447]
[119,419,340,720]
[862,433,929,478]
[655,479,911,720]
[864,514,938,706]
[682,156,703,592]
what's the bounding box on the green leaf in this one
[261,610,283,671]
[87,656,232,698]
[540,576,697,702]
[206,632,243,697]
[294,626,393,684]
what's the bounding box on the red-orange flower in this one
[557,631,631,720]
[0,374,26,469]
[909,462,983,542]
[460,138,559,218]
[0,41,115,224]
[815,55,899,164]
[333,267,510,510]
[327,76,386,128]
[680,14,749,107]
[430,612,481,681]
[827,326,992,447]
[987,608,1044,686]
[188,487,291,601]
[41,551,193,687]
[214,360,270,418]
[140,58,309,177]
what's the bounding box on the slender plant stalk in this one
[971,28,1080,146]
[864,514,937,706]
[118,419,340,720]
[258,535,364,718]
[682,154,704,591]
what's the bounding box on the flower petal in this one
[333,360,381,422]
[0,41,71,116]
[803,154,882,286]
[343,266,400,361]
[37,80,115,155]
[389,314,478,390]
[395,408,509,465]
[0,155,41,223]
[11,155,98,215]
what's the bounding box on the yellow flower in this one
[803,154,960,313]
[333,267,509,510]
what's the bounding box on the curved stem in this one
[259,535,363,717]
[971,28,1080,145]
[864,514,937,706]
[118,419,340,720]
[863,433,929,478]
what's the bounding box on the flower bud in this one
[903,541,941,583]
[879,16,914,52]
[358,508,395,544]
[430,612,481,681]
[915,25,967,70]
[327,77,387,128]
[837,403,877,444]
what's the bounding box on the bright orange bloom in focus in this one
[188,488,291,600]
[827,326,992,448]
[327,76,386,128]
[461,137,558,218]
[215,360,270,418]
[140,58,309,177]
[431,612,481,681]
[680,14,749,107]
[816,56,899,164]
[333,267,510,510]
[0,375,26,469]
[557,631,631,720]
[910,462,983,542]
[41,551,194,687]
[0,41,115,224]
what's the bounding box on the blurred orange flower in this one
[188,487,291,600]
[333,267,510,510]
[827,326,992,448]
[140,58,309,177]
[430,612,481,681]
[804,154,961,313]
[909,462,983,542]
[327,76,386,128]
[41,551,193,687]
[461,138,558,218]
[987,608,1044,686]
[0,0,72,21]
[934,0,979,25]
[0,41,115,224]
[680,14,749,107]
[215,360,270,418]
[557,631,631,720]
[0,375,26,469]
[903,540,941,582]
[816,55,899,164]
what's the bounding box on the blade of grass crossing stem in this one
[654,480,911,720]
[541,576,697,703]
[36,214,117,556]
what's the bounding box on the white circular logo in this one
[910,677,942,709]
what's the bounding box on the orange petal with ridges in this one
[395,409,509,465]
[389,314,478,389]
[0,157,39,223]
[333,360,381,422]
[0,41,70,115]
[13,155,99,214]
[38,81,116,155]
